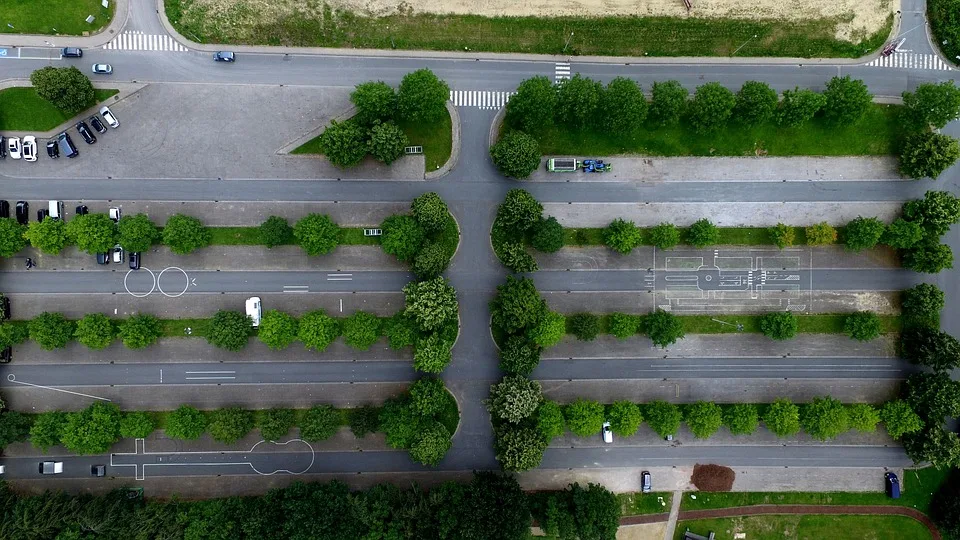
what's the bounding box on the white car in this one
[602,421,613,444]
[92,63,112,74]
[21,136,37,162]
[109,207,122,222]
[112,244,124,264]
[99,106,119,128]
[7,137,21,159]
[246,297,262,327]
[39,461,63,474]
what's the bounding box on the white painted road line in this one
[283,285,309,293]
[6,374,112,401]
[555,62,571,82]
[184,370,236,381]
[103,31,189,52]
[448,90,515,110]
[865,53,953,70]
[327,273,353,281]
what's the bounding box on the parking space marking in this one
[327,273,353,281]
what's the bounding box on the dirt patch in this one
[692,464,737,492]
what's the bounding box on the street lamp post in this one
[563,32,574,54]
[732,34,758,56]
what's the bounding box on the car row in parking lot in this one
[0,107,119,161]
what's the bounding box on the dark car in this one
[1,295,10,320]
[0,200,8,218]
[0,347,10,364]
[213,51,235,62]
[0,136,6,159]
[885,472,901,499]
[91,465,106,477]
[76,122,97,144]
[96,251,110,265]
[75,205,88,216]
[61,47,82,57]
[57,132,79,158]
[36,208,48,222]
[89,116,107,134]
[15,202,28,225]
[641,471,652,493]
[129,252,141,270]
[46,140,59,159]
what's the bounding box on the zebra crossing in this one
[864,53,953,70]
[449,90,515,110]
[555,62,571,82]
[103,31,189,52]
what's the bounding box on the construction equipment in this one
[546,157,580,172]
[582,159,612,173]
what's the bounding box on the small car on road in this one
[602,422,613,443]
[91,465,106,477]
[213,51,235,62]
[46,140,59,159]
[100,106,119,128]
[39,461,63,474]
[21,136,37,162]
[7,137,21,160]
[91,63,112,74]
[76,121,97,144]
[61,47,82,58]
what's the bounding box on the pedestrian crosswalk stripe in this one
[555,62,571,82]
[864,53,953,70]
[448,90,515,110]
[103,31,189,52]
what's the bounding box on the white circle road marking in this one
[123,267,156,298]
[157,267,190,298]
[248,439,316,476]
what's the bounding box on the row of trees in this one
[490,188,558,272]
[319,69,450,167]
[0,473,619,540]
[380,192,460,279]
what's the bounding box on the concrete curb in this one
[275,106,358,156]
[424,102,460,180]
[488,106,506,149]
[0,0,127,47]
[923,6,959,69]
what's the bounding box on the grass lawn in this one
[536,104,901,157]
[565,313,900,337]
[562,226,849,248]
[619,491,673,516]
[206,226,380,246]
[675,514,931,540]
[165,0,890,59]
[0,0,113,36]
[0,88,119,131]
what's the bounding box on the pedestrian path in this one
[555,62,571,82]
[864,53,953,70]
[449,90,515,110]
[103,31,189,52]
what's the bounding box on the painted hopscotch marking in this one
[104,31,189,52]
[555,62,571,82]
[449,90,515,110]
[865,53,953,70]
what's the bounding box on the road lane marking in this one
[449,90,514,110]
[864,52,953,70]
[555,62,571,82]
[327,273,353,281]
[283,285,309,293]
[6,374,111,401]
[184,370,236,380]
[103,31,189,52]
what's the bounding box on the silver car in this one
[92,63,112,74]
[100,106,119,128]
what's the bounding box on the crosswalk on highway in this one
[449,90,515,110]
[103,31,189,52]
[864,53,953,70]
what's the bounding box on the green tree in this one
[117,213,160,252]
[643,309,685,348]
[603,218,643,254]
[74,313,114,350]
[403,276,459,332]
[770,223,795,249]
[528,311,566,348]
[367,122,409,165]
[207,407,254,444]
[299,405,342,441]
[319,119,368,167]
[497,241,538,273]
[805,222,838,245]
[257,216,292,248]
[499,335,542,376]
[383,312,418,350]
[29,312,74,350]
[413,241,450,279]
[30,65,94,113]
[900,132,960,180]
[564,399,605,437]
[347,406,380,438]
[904,371,960,423]
[409,377,448,416]
[413,333,453,373]
[608,313,640,339]
[495,424,547,472]
[777,87,826,127]
[118,314,162,349]
[293,214,340,256]
[734,81,777,126]
[411,192,449,233]
[644,400,682,438]
[822,75,872,125]
[491,276,546,334]
[902,190,960,237]
[649,80,688,126]
[497,189,544,232]
[569,313,600,341]
[686,218,719,248]
[723,403,759,435]
[65,213,116,254]
[602,77,647,133]
[903,241,953,273]
[688,82,736,133]
[206,310,251,352]
[380,397,423,449]
[844,216,887,251]
[685,401,723,439]
[29,411,66,451]
[351,81,396,125]
[764,398,801,437]
[257,408,295,441]
[397,68,450,123]
[760,311,798,341]
[881,218,923,249]
[162,214,211,255]
[380,214,425,262]
[903,80,960,129]
[801,396,849,441]
[298,310,340,352]
[0,412,33,448]
[607,401,642,437]
[537,401,566,441]
[0,322,29,350]
[165,405,207,440]
[649,222,680,250]
[119,411,156,439]
[24,217,67,254]
[847,403,880,433]
[342,311,381,350]
[490,131,541,179]
[487,375,542,424]
[409,421,452,466]
[903,425,960,468]
[931,468,960,539]
[901,327,960,372]
[880,400,922,440]
[257,309,299,350]
[555,74,603,127]
[901,283,945,329]
[531,216,564,253]
[506,75,557,134]
[0,218,27,257]
[844,311,882,342]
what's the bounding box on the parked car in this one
[112,245,124,264]
[0,347,11,364]
[602,421,613,444]
[246,297,262,327]
[36,209,48,222]
[7,137,21,159]
[641,471,652,493]
[21,136,37,162]
[46,140,59,159]
[57,132,79,158]
[48,200,63,220]
[91,465,106,477]
[61,47,82,57]
[109,207,122,222]
[39,461,63,474]
[0,296,9,320]
[885,472,901,499]
[129,251,141,270]
[213,51,235,62]
[91,63,112,74]
[96,251,110,265]
[76,121,97,144]
[0,136,6,158]
[89,116,107,134]
[0,200,8,218]
[75,205,88,216]
[15,202,28,225]
[100,106,119,128]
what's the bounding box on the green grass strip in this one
[0,88,119,131]
[563,225,848,247]
[563,313,901,336]
[205,226,380,246]
[618,491,673,516]
[676,515,930,540]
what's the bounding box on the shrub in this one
[734,81,777,126]
[759,311,798,341]
[691,464,736,492]
[899,131,960,180]
[367,122,409,164]
[74,313,115,350]
[603,218,643,254]
[411,192,450,233]
[649,80,688,126]
[506,76,557,134]
[293,214,340,256]
[685,401,723,439]
[342,311,381,350]
[409,421,452,466]
[648,222,680,250]
[801,396,849,441]
[608,313,640,339]
[487,376,542,424]
[206,310,251,352]
[491,131,541,179]
[844,311,882,341]
[257,408,295,441]
[118,314,163,349]
[537,401,566,441]
[607,401,642,437]
[498,241,538,273]
[723,404,759,435]
[397,68,450,123]
[644,400,682,438]
[29,312,74,350]
[166,405,207,440]
[843,216,886,251]
[686,218,719,248]
[207,408,254,444]
[564,399,605,437]
[351,81,396,125]
[528,311,566,348]
[162,214,211,255]
[258,216,292,248]
[643,309,685,348]
[769,223,794,249]
[413,334,453,373]
[569,313,600,342]
[805,222,837,245]
[531,216,564,253]
[555,74,603,127]
[499,335,542,376]
[413,241,450,279]
[409,377,448,416]
[764,398,801,437]
[403,277,459,332]
[300,405,343,441]
[496,424,548,472]
[298,310,340,352]
[687,82,736,133]
[490,276,546,334]
[258,310,299,350]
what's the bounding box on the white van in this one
[48,200,63,220]
[245,297,261,327]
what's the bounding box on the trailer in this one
[546,158,580,172]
